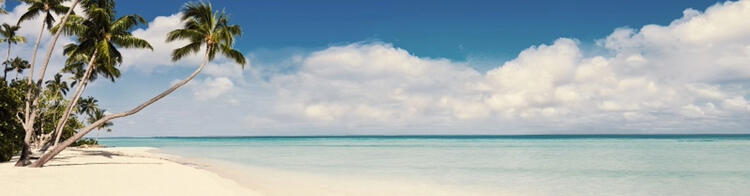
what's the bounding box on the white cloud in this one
[245,0,750,132]
[120,14,199,71]
[43,0,750,135]
[1,3,82,83]
[192,77,234,101]
[204,61,246,79]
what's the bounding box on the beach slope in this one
[0,147,260,196]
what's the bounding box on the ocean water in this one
[99,135,750,195]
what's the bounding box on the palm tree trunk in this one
[30,47,212,167]
[17,0,80,167]
[37,112,44,149]
[26,16,47,85]
[52,49,98,147]
[4,42,10,79]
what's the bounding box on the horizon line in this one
[96,133,750,139]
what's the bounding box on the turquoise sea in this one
[99,135,750,195]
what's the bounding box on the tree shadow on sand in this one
[44,162,163,167]
[41,149,163,167]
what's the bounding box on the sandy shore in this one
[0,147,261,196]
[1,147,522,196]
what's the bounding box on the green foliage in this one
[89,108,112,132]
[0,66,87,163]
[56,0,152,83]
[3,57,30,79]
[72,138,98,147]
[167,1,246,66]
[0,23,26,44]
[76,96,98,116]
[17,0,71,29]
[37,90,85,142]
[0,80,26,162]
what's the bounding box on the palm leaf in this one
[171,41,202,61]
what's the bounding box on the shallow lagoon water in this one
[100,135,750,195]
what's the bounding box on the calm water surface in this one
[99,135,750,195]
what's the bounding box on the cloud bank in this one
[238,0,750,133]
[5,1,750,135]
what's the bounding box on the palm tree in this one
[50,0,152,147]
[34,73,68,149]
[76,96,98,117]
[88,108,112,142]
[17,0,70,80]
[0,23,26,79]
[3,57,24,78]
[11,58,30,79]
[62,47,121,84]
[3,57,30,80]
[45,73,69,98]
[16,0,79,167]
[31,1,246,167]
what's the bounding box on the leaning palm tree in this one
[31,1,246,167]
[16,0,79,167]
[88,108,112,142]
[50,0,152,147]
[0,23,26,79]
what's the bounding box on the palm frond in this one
[169,1,245,65]
[171,41,202,61]
[50,15,87,36]
[219,44,246,67]
[110,14,145,33]
[17,4,44,24]
[110,34,152,50]
[50,3,70,15]
[166,29,203,42]
[44,13,55,30]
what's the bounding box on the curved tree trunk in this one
[52,49,98,147]
[17,0,80,167]
[30,48,211,167]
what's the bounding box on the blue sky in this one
[8,0,723,68]
[3,0,750,136]
[146,1,716,69]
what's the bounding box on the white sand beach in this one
[0,147,261,196]
[0,147,521,196]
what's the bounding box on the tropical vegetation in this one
[0,0,246,168]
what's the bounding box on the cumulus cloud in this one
[118,14,199,71]
[192,77,234,101]
[13,1,748,136]
[247,0,750,132]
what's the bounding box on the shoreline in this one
[1,146,525,196]
[0,147,262,196]
[153,149,520,196]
